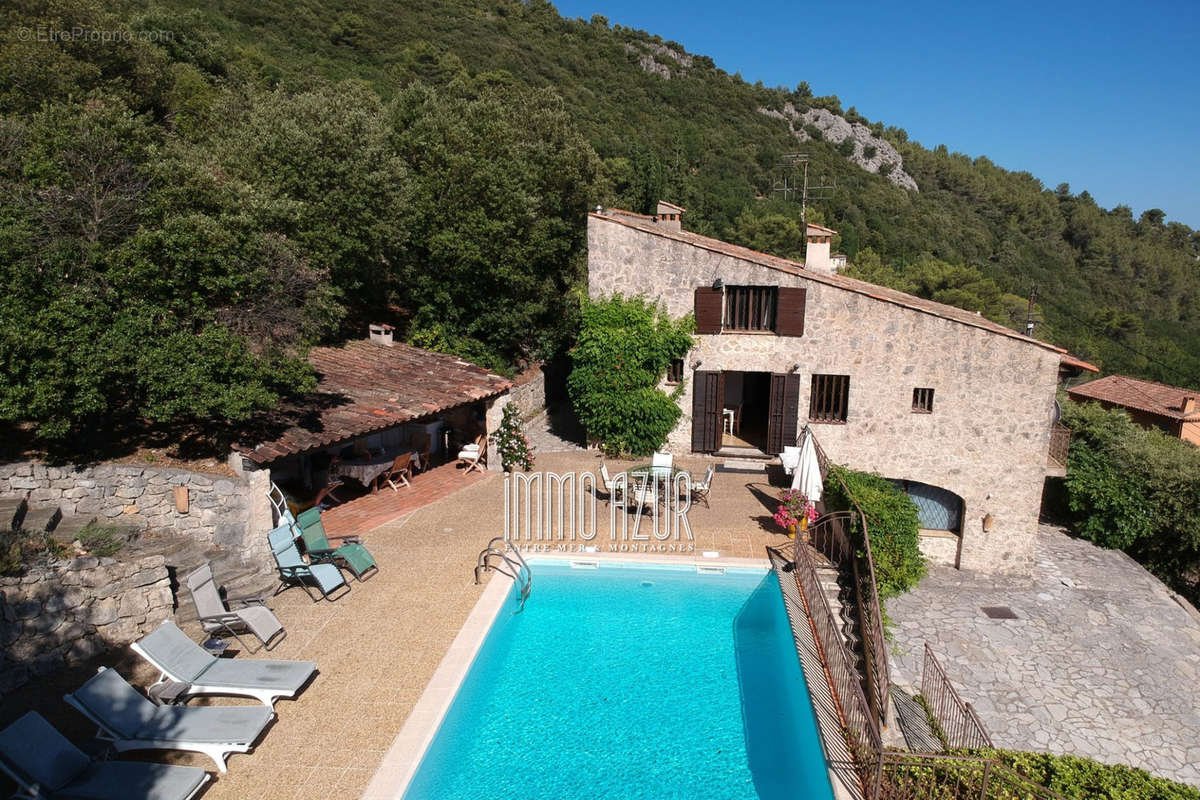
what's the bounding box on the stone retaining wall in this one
[509,364,547,420]
[0,462,273,574]
[0,553,172,694]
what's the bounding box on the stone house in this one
[588,203,1075,575]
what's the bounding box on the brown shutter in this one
[694,288,723,334]
[766,373,786,455]
[775,287,807,336]
[691,371,723,453]
[781,373,801,447]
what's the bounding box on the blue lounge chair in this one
[268,524,350,602]
[132,621,316,708]
[65,667,274,773]
[0,711,210,800]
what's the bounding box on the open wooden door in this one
[691,371,725,453]
[766,373,802,455]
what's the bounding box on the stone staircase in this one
[3,492,276,623]
[816,564,871,704]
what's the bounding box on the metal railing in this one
[791,529,885,797]
[1048,422,1070,469]
[921,644,994,750]
[877,752,1069,800]
[806,428,891,726]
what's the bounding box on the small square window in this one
[809,374,849,423]
[912,387,934,414]
[666,358,684,384]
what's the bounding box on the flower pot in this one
[786,524,796,540]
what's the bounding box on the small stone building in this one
[588,205,1073,575]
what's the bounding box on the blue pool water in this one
[402,562,834,800]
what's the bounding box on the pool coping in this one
[360,551,824,800]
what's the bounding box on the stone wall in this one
[0,553,172,694]
[0,462,274,575]
[509,365,547,420]
[588,214,1063,575]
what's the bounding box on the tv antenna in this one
[770,153,837,254]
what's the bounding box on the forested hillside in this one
[3,0,1199,444]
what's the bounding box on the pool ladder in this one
[474,537,532,611]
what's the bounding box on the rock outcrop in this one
[625,41,692,79]
[759,104,919,192]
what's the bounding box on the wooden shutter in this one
[766,373,802,455]
[691,371,723,453]
[694,288,723,334]
[766,373,786,455]
[775,287,807,337]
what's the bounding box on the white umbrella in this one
[790,429,823,503]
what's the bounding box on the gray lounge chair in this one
[185,562,286,652]
[268,523,350,601]
[131,621,316,708]
[0,712,210,800]
[65,667,274,773]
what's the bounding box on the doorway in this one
[722,371,772,451]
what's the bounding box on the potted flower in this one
[773,489,818,539]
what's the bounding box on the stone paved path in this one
[523,407,585,454]
[887,524,1200,786]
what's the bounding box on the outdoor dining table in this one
[333,450,420,490]
[626,465,691,503]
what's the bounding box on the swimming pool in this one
[401,561,834,800]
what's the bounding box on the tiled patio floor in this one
[321,461,489,537]
[0,451,791,800]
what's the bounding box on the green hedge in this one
[986,749,1200,800]
[824,465,926,601]
[1062,400,1200,603]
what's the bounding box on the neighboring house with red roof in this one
[588,203,1077,576]
[1068,375,1200,446]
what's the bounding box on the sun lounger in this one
[269,523,351,601]
[295,508,378,581]
[65,668,274,772]
[186,562,286,652]
[0,712,210,800]
[131,621,316,708]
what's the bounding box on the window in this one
[666,358,684,384]
[809,374,849,423]
[912,387,935,414]
[724,286,777,332]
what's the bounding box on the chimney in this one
[1183,396,1197,415]
[368,323,395,347]
[656,201,685,232]
[804,223,836,274]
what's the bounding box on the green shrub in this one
[567,295,693,456]
[78,523,127,557]
[863,145,877,160]
[837,138,857,158]
[983,749,1200,800]
[1062,400,1200,601]
[824,465,926,601]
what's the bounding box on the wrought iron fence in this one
[1048,422,1070,469]
[921,643,994,750]
[791,528,884,797]
[877,752,1069,800]
[806,428,891,726]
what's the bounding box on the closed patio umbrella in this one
[790,429,823,503]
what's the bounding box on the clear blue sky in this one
[552,0,1200,228]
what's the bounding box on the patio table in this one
[334,450,419,488]
[626,465,690,504]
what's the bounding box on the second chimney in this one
[656,201,685,232]
[369,323,395,347]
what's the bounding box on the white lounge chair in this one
[132,621,317,708]
[0,712,210,800]
[65,667,274,772]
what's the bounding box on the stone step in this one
[18,505,61,534]
[48,514,99,545]
[0,497,27,531]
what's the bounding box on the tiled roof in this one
[657,201,686,213]
[806,223,838,235]
[235,340,513,465]
[591,212,1063,353]
[1067,375,1200,421]
[1059,353,1100,373]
